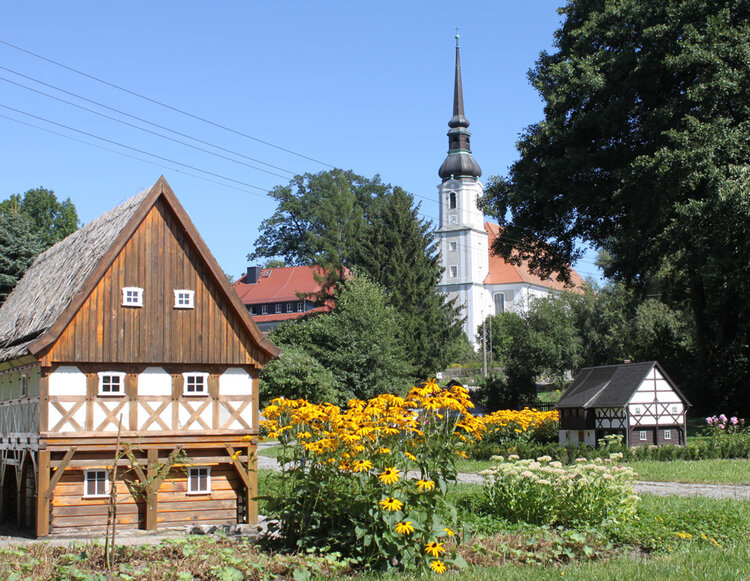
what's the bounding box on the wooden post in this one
[15,454,25,529]
[247,442,257,524]
[36,451,50,537]
[146,448,158,531]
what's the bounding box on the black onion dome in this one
[439,33,481,181]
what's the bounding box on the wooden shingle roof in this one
[0,176,278,362]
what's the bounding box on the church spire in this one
[439,30,482,181]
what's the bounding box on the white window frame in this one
[19,374,29,397]
[286,303,294,313]
[174,289,195,309]
[671,405,679,413]
[639,430,647,441]
[261,305,268,315]
[634,406,641,414]
[84,469,110,498]
[98,372,126,396]
[449,265,458,278]
[448,192,457,210]
[297,302,304,312]
[188,467,211,494]
[183,372,209,396]
[122,287,143,307]
[493,292,506,315]
[274,303,282,314]
[664,429,672,440]
[448,241,458,252]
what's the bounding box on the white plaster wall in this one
[220,368,252,396]
[138,367,172,396]
[559,429,596,447]
[49,366,87,396]
[93,400,129,430]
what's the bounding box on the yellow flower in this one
[377,447,391,454]
[351,459,373,473]
[395,521,415,535]
[415,479,435,492]
[424,541,445,557]
[429,559,447,574]
[379,497,403,512]
[442,527,455,537]
[378,467,401,485]
[404,451,417,462]
[455,450,467,458]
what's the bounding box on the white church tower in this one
[437,33,492,346]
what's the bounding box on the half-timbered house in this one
[0,177,278,536]
[555,361,690,447]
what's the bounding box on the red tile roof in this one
[483,222,586,292]
[234,265,325,304]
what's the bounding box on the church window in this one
[448,241,457,252]
[449,266,458,278]
[493,293,505,314]
[449,192,457,209]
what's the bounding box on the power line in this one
[0,38,336,169]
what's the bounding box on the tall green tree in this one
[0,211,43,305]
[270,275,412,402]
[0,187,78,247]
[482,0,750,411]
[252,169,463,377]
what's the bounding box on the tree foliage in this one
[482,1,750,411]
[259,345,340,404]
[252,169,463,377]
[0,212,44,305]
[269,275,412,403]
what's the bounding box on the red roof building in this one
[233,266,331,332]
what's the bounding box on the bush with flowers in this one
[482,407,559,443]
[479,454,640,527]
[258,379,485,573]
[703,413,750,458]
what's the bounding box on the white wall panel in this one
[49,366,86,396]
[138,367,172,396]
[220,368,252,396]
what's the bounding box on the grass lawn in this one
[257,444,283,458]
[628,458,750,484]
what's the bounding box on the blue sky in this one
[0,1,603,281]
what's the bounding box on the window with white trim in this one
[286,303,294,313]
[449,192,457,210]
[188,467,211,494]
[671,405,679,413]
[98,372,126,395]
[448,241,457,252]
[449,265,458,278]
[85,469,109,497]
[494,292,505,315]
[261,305,268,315]
[297,302,304,312]
[639,430,647,441]
[664,429,672,440]
[183,372,208,396]
[122,287,143,307]
[634,406,641,414]
[174,289,195,309]
[19,374,29,397]
[275,304,282,314]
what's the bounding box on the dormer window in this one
[98,372,126,396]
[275,304,282,314]
[286,303,294,313]
[183,372,208,396]
[174,289,195,309]
[261,305,268,315]
[122,287,143,307]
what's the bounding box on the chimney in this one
[246,266,262,284]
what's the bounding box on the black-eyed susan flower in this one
[442,527,455,537]
[351,459,373,473]
[394,521,415,535]
[378,467,401,485]
[378,497,403,512]
[404,451,417,462]
[415,479,435,492]
[429,559,447,574]
[424,541,445,557]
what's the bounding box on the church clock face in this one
[449,215,457,224]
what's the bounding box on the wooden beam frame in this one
[37,447,76,537]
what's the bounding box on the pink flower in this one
[719,414,728,424]
[731,417,739,425]
[706,417,714,424]
[718,423,725,429]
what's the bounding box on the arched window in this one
[493,292,505,314]
[449,192,457,209]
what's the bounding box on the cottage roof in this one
[234,266,326,304]
[483,222,586,292]
[0,176,278,362]
[556,361,690,408]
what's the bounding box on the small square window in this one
[174,289,195,309]
[188,467,211,494]
[261,305,268,315]
[183,372,208,396]
[634,406,641,414]
[85,469,109,497]
[286,303,294,313]
[122,287,143,307]
[639,430,647,441]
[664,429,672,440]
[449,265,458,278]
[297,302,304,312]
[671,405,679,413]
[274,304,282,314]
[98,372,126,395]
[448,241,457,252]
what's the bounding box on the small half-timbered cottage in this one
[0,177,278,536]
[555,361,690,447]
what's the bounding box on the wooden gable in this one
[31,178,277,368]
